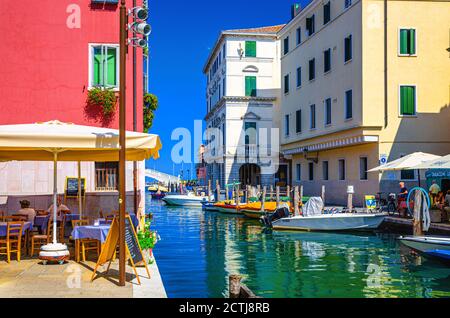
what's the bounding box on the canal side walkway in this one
[0,257,167,298]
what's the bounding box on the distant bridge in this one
[145,169,181,185]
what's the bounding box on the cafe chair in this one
[59,214,66,243]
[105,215,115,224]
[0,222,24,263]
[72,220,100,262]
[0,211,5,221]
[3,215,24,222]
[12,215,29,222]
[30,220,53,257]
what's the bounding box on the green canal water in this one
[148,195,450,298]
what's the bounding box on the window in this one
[245,76,257,97]
[324,48,331,73]
[285,114,290,136]
[223,44,226,59]
[90,44,119,89]
[244,122,257,145]
[400,154,415,180]
[284,74,290,94]
[284,37,290,55]
[222,123,226,146]
[322,161,329,180]
[296,27,302,45]
[399,29,416,55]
[245,41,257,57]
[344,35,352,62]
[296,67,302,87]
[345,89,353,119]
[296,109,302,133]
[323,2,331,25]
[306,15,315,36]
[324,98,332,126]
[310,104,316,129]
[309,58,315,81]
[345,0,352,8]
[360,157,368,180]
[308,162,314,181]
[399,85,416,116]
[338,159,346,181]
[95,162,119,191]
[296,164,301,181]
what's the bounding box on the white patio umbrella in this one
[0,120,162,260]
[368,152,440,187]
[368,152,441,172]
[410,154,450,170]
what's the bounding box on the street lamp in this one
[118,0,151,287]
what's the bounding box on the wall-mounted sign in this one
[65,177,86,198]
[379,154,388,165]
[347,185,355,194]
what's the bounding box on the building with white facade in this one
[203,25,286,187]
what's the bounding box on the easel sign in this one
[91,216,150,285]
[65,177,86,198]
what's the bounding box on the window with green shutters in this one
[245,76,257,97]
[400,85,416,116]
[91,44,119,88]
[245,41,257,57]
[399,29,416,55]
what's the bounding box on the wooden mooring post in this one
[235,185,240,208]
[216,180,220,202]
[286,185,290,199]
[276,186,280,208]
[229,275,259,298]
[321,185,325,204]
[208,180,212,202]
[294,186,300,216]
[260,186,266,212]
[270,185,274,200]
[225,185,229,201]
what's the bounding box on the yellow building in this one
[279,0,450,206]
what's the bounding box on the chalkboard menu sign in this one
[65,177,86,198]
[125,216,143,265]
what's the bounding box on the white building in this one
[203,25,286,187]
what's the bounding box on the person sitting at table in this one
[17,200,36,223]
[429,180,441,205]
[47,197,69,216]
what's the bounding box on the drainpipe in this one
[384,0,388,128]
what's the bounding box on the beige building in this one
[279,0,450,205]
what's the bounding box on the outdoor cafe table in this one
[34,215,50,233]
[71,224,111,262]
[0,221,33,255]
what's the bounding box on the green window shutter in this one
[93,47,103,86]
[409,29,416,55]
[400,86,415,115]
[245,76,257,97]
[400,29,408,54]
[245,41,256,57]
[106,48,117,87]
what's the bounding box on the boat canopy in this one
[303,197,324,217]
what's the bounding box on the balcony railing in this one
[95,168,118,191]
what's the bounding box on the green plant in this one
[143,93,159,132]
[87,87,117,117]
[137,220,158,250]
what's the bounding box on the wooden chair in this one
[59,214,66,243]
[0,222,24,263]
[105,215,115,224]
[98,210,104,219]
[30,220,53,257]
[0,211,4,221]
[3,215,23,222]
[12,214,28,222]
[72,220,100,262]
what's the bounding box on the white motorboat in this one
[399,236,450,253]
[271,213,388,231]
[162,192,213,207]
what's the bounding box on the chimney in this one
[291,3,302,19]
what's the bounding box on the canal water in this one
[147,195,450,298]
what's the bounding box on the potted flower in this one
[137,220,158,265]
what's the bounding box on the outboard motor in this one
[260,207,290,228]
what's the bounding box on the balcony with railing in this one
[95,168,118,191]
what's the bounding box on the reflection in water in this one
[148,197,450,298]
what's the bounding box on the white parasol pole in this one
[53,152,58,244]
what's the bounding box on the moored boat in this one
[271,213,387,231]
[399,236,450,253]
[162,192,213,207]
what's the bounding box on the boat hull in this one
[272,213,387,231]
[242,210,266,219]
[215,206,242,214]
[399,236,450,253]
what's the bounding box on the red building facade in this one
[0,0,143,131]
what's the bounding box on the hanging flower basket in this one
[86,87,118,117]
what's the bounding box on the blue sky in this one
[146,0,311,178]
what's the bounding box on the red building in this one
[0,0,147,213]
[0,0,143,131]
